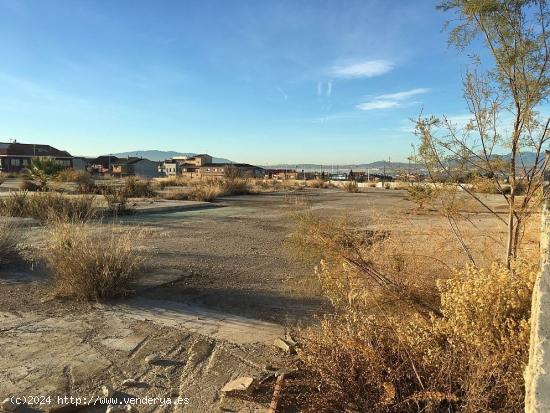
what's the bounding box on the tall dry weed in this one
[0,218,18,264]
[0,191,97,223]
[287,209,536,412]
[296,261,535,412]
[44,223,145,300]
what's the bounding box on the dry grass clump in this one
[406,184,436,209]
[342,181,359,193]
[307,179,331,189]
[392,182,410,190]
[163,189,189,200]
[187,184,222,202]
[468,175,525,195]
[0,218,18,264]
[186,177,253,201]
[55,169,90,183]
[157,176,190,189]
[0,191,97,223]
[44,223,145,300]
[103,189,132,215]
[121,177,155,198]
[251,179,278,191]
[287,212,441,315]
[298,261,534,412]
[220,177,252,195]
[287,211,536,412]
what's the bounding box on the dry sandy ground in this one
[0,188,523,412]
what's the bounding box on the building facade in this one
[112,157,160,178]
[0,141,73,173]
[198,163,265,179]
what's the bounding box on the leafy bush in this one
[0,218,18,264]
[28,157,64,187]
[0,191,97,223]
[342,181,359,193]
[44,223,145,300]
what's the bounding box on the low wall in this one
[525,199,550,412]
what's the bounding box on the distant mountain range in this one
[262,161,421,172]
[107,150,232,164]
[105,150,542,172]
[263,151,542,172]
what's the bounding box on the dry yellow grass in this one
[0,218,18,264]
[342,181,359,193]
[0,191,97,223]
[156,175,191,189]
[287,209,537,412]
[44,223,145,301]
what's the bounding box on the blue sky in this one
[0,0,478,164]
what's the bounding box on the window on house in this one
[10,158,20,166]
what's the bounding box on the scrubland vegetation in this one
[0,191,97,223]
[0,218,18,264]
[44,223,145,300]
[287,208,537,412]
[341,180,359,193]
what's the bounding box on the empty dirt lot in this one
[0,188,517,412]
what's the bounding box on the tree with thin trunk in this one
[415,0,550,268]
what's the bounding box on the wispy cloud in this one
[277,86,288,101]
[326,80,332,97]
[317,80,333,98]
[357,100,400,111]
[330,60,394,79]
[357,87,429,111]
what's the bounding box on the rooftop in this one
[0,142,72,158]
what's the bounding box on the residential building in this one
[0,141,73,173]
[112,157,160,178]
[267,169,299,180]
[88,155,119,175]
[199,163,265,179]
[72,156,94,171]
[159,159,180,176]
[161,154,213,178]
